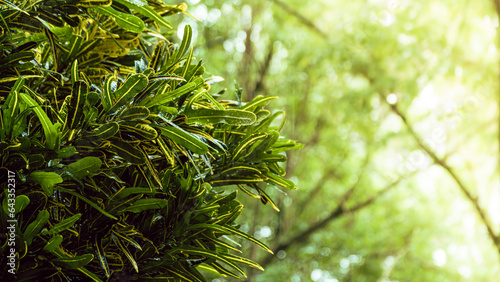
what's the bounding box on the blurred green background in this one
[172,0,500,281]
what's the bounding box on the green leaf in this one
[254,111,285,133]
[101,75,115,111]
[252,153,287,163]
[187,109,256,125]
[240,95,279,111]
[223,224,274,254]
[219,165,263,177]
[108,74,148,113]
[85,122,119,140]
[54,253,94,269]
[94,6,145,33]
[75,39,102,60]
[231,132,268,161]
[200,262,242,280]
[3,77,23,135]
[95,237,110,278]
[71,59,79,84]
[14,195,30,214]
[37,8,64,27]
[160,126,208,155]
[210,176,264,187]
[42,213,82,235]
[174,25,192,62]
[43,235,63,252]
[255,186,280,212]
[108,141,147,164]
[271,139,304,153]
[57,146,77,158]
[112,187,155,199]
[112,231,142,250]
[0,51,34,68]
[43,27,59,70]
[120,123,158,140]
[265,173,297,190]
[121,198,168,213]
[115,0,173,28]
[63,35,84,63]
[176,246,252,277]
[2,194,30,215]
[56,187,117,220]
[121,106,150,121]
[112,234,139,273]
[23,210,50,245]
[20,93,58,150]
[250,130,280,156]
[143,77,203,107]
[76,0,112,7]
[65,81,88,130]
[65,157,102,179]
[29,171,63,195]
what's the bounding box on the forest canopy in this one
[175,0,500,281]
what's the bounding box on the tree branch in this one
[272,0,329,38]
[295,166,340,217]
[260,171,408,268]
[254,41,274,95]
[382,94,499,252]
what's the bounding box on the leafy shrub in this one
[0,1,301,281]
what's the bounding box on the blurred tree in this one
[174,0,500,281]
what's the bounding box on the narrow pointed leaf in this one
[240,95,279,111]
[160,126,208,155]
[71,59,79,84]
[23,210,50,245]
[231,132,268,161]
[101,75,114,111]
[121,106,150,120]
[43,213,82,235]
[95,237,110,278]
[94,6,145,33]
[108,74,148,113]
[56,187,117,220]
[187,109,256,125]
[113,187,155,199]
[222,224,274,254]
[85,122,119,140]
[121,198,168,213]
[143,77,203,107]
[65,81,88,130]
[108,140,147,164]
[76,0,112,7]
[20,93,58,149]
[113,235,139,273]
[121,123,158,140]
[265,172,297,190]
[115,0,173,28]
[54,253,94,269]
[43,235,63,252]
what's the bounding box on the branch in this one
[383,95,499,251]
[295,166,340,217]
[261,171,408,268]
[254,41,274,95]
[272,0,329,38]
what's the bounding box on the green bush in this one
[0,1,301,281]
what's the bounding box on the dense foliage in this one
[0,1,301,281]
